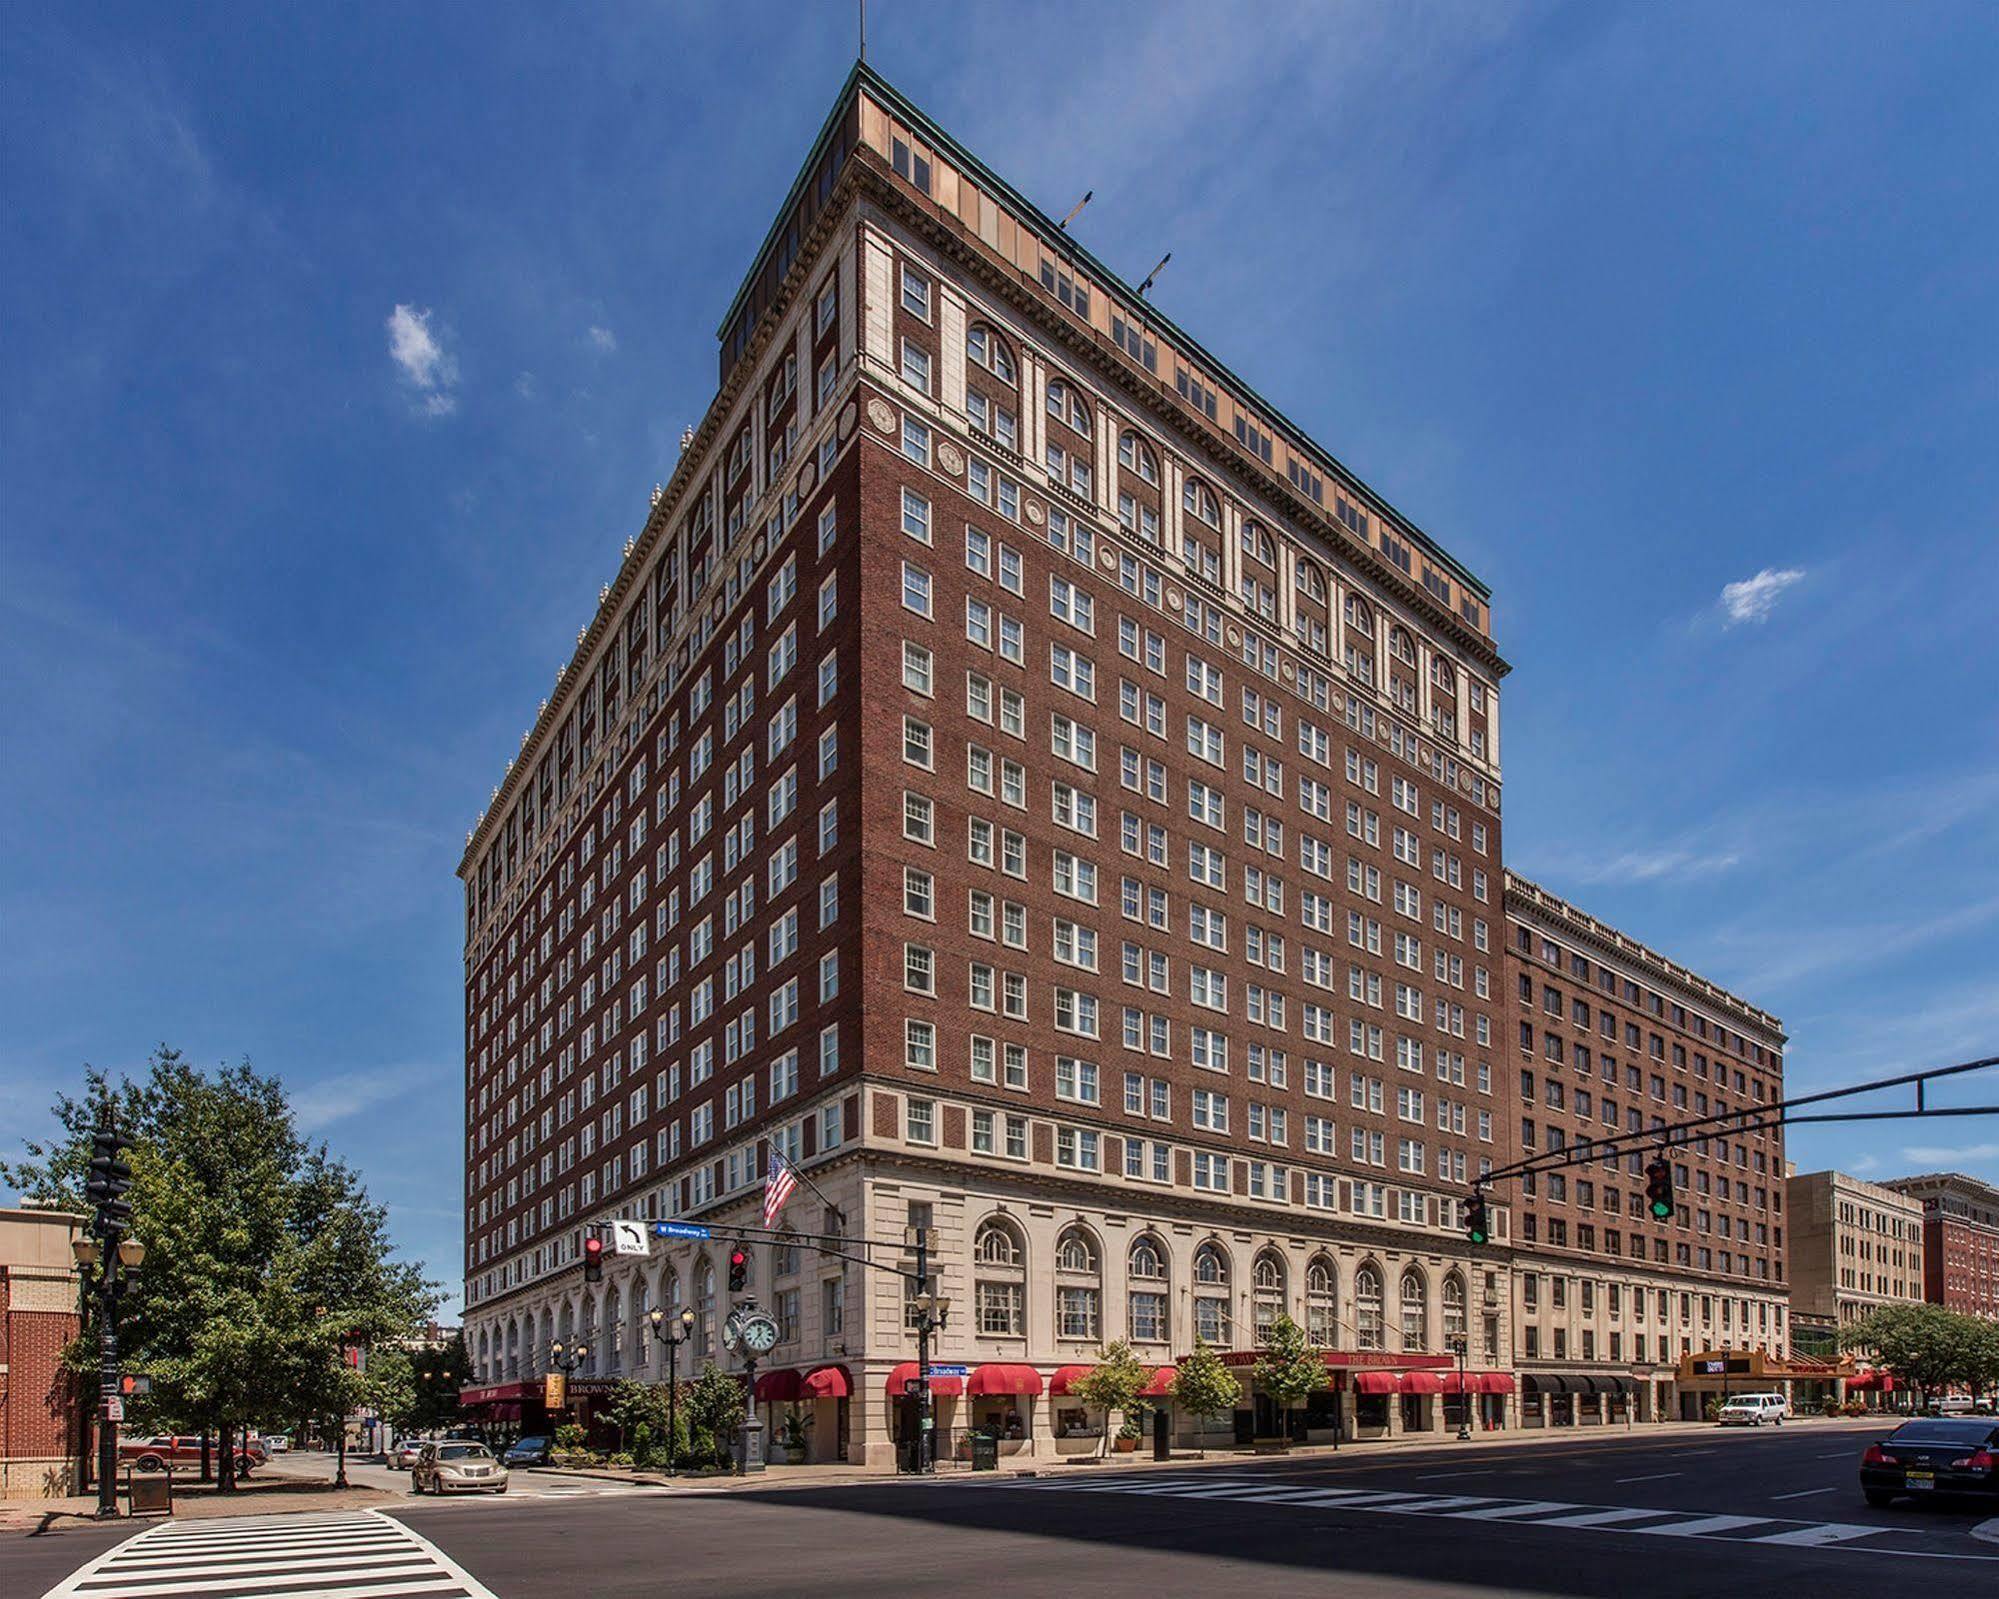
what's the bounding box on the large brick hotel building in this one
[457,65,1785,1461]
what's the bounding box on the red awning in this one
[1437,1371,1473,1394]
[1479,1373,1517,1395]
[886,1361,964,1398]
[1049,1365,1097,1396]
[755,1369,802,1402]
[800,1365,851,1399]
[1354,1371,1400,1395]
[1399,1371,1445,1395]
[1139,1366,1178,1398]
[968,1363,1045,1397]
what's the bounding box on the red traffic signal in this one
[583,1233,605,1283]
[727,1248,748,1293]
[119,1374,152,1397]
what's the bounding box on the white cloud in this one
[587,325,617,353]
[385,303,458,415]
[290,1065,426,1134]
[1898,1142,1999,1166]
[1577,847,1742,885]
[1720,567,1805,625]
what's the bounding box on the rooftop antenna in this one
[858,0,866,62]
[1137,251,1172,298]
[1057,190,1094,232]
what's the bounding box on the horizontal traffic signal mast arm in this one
[1472,1050,1999,1193]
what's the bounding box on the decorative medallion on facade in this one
[1166,586,1182,610]
[1099,549,1118,571]
[1024,499,1044,526]
[935,441,964,477]
[796,459,817,495]
[866,397,895,434]
[1227,627,1242,647]
[838,401,858,440]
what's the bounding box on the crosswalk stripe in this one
[1746,1523,1885,1547]
[996,1475,1901,1553]
[1632,1514,1771,1538]
[39,1510,498,1599]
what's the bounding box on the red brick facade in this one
[1,1210,84,1497]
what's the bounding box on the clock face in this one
[741,1313,779,1354]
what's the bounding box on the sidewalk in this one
[547,1412,1891,1494]
[0,1477,398,1534]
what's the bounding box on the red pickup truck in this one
[118,1435,265,1476]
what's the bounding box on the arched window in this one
[661,1270,680,1320]
[1306,1256,1338,1346]
[1431,658,1457,696]
[1390,626,1417,667]
[1045,378,1090,435]
[976,1218,1023,1266]
[1117,432,1159,484]
[1243,522,1275,567]
[604,1286,623,1373]
[1183,478,1221,529]
[1057,1228,1098,1273]
[1055,1227,1101,1340]
[966,323,1015,383]
[1400,1269,1429,1351]
[1252,1250,1286,1340]
[632,1279,651,1367]
[476,1328,489,1380]
[1193,1242,1230,1343]
[1297,561,1327,603]
[1443,1273,1467,1344]
[975,1218,1026,1336]
[1344,594,1373,636]
[1355,1266,1384,1351]
[538,1308,554,1374]
[1128,1234,1169,1344]
[580,1299,599,1375]
[504,1322,519,1380]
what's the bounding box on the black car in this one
[1860,1418,1999,1506]
[502,1435,554,1468]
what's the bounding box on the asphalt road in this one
[16,1424,1996,1599]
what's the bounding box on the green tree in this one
[1070,1339,1151,1457]
[1253,1312,1329,1441]
[1,1048,437,1490]
[607,1378,673,1466]
[682,1364,747,1470]
[1168,1336,1242,1455]
[1841,1303,1989,1402]
[408,1331,471,1433]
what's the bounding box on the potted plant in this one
[1114,1411,1143,1453]
[780,1409,809,1465]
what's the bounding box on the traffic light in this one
[727,1247,748,1293]
[87,1126,133,1232]
[1645,1157,1674,1220]
[1464,1192,1489,1247]
[583,1232,604,1283]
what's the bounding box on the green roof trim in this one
[718,60,1491,606]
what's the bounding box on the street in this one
[16,1425,1998,1599]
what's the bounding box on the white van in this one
[1716,1393,1788,1426]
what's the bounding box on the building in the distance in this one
[1,1206,85,1498]
[457,62,1518,1465]
[1881,1172,1999,1323]
[1503,873,1794,1423]
[1786,1169,1925,1337]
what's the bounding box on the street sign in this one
[903,1378,922,1396]
[654,1222,711,1241]
[926,1365,970,1378]
[544,1372,567,1410]
[609,1219,651,1256]
[105,1397,124,1422]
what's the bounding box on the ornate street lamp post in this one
[648,1308,697,1476]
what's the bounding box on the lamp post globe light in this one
[549,1338,589,1375]
[649,1307,697,1476]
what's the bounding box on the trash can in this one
[970,1433,999,1472]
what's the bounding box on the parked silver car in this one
[411,1441,508,1494]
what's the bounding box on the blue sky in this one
[5,3,1996,1316]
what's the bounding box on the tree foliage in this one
[682,1363,748,1469]
[1169,1336,1242,1431]
[0,1047,437,1484]
[1253,1312,1329,1428]
[1070,1338,1151,1456]
[1842,1303,1999,1397]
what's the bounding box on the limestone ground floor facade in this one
[463,1150,1523,1468]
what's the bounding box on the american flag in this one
[762,1151,800,1229]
